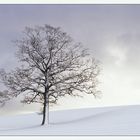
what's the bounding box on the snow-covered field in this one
[0,105,140,135]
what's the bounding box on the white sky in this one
[1,4,140,114]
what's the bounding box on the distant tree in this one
[0,25,100,125]
[0,90,10,106]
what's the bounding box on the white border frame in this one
[0,1,140,140]
[0,0,140,4]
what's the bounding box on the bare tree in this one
[0,90,10,107]
[0,24,100,125]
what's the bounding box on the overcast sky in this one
[1,4,140,113]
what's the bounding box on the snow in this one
[0,105,140,135]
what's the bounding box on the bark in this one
[41,93,46,125]
[41,87,50,125]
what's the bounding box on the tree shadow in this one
[50,108,117,125]
[0,124,41,132]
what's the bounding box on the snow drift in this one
[0,105,140,135]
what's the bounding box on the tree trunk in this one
[41,90,49,125]
[41,93,46,125]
